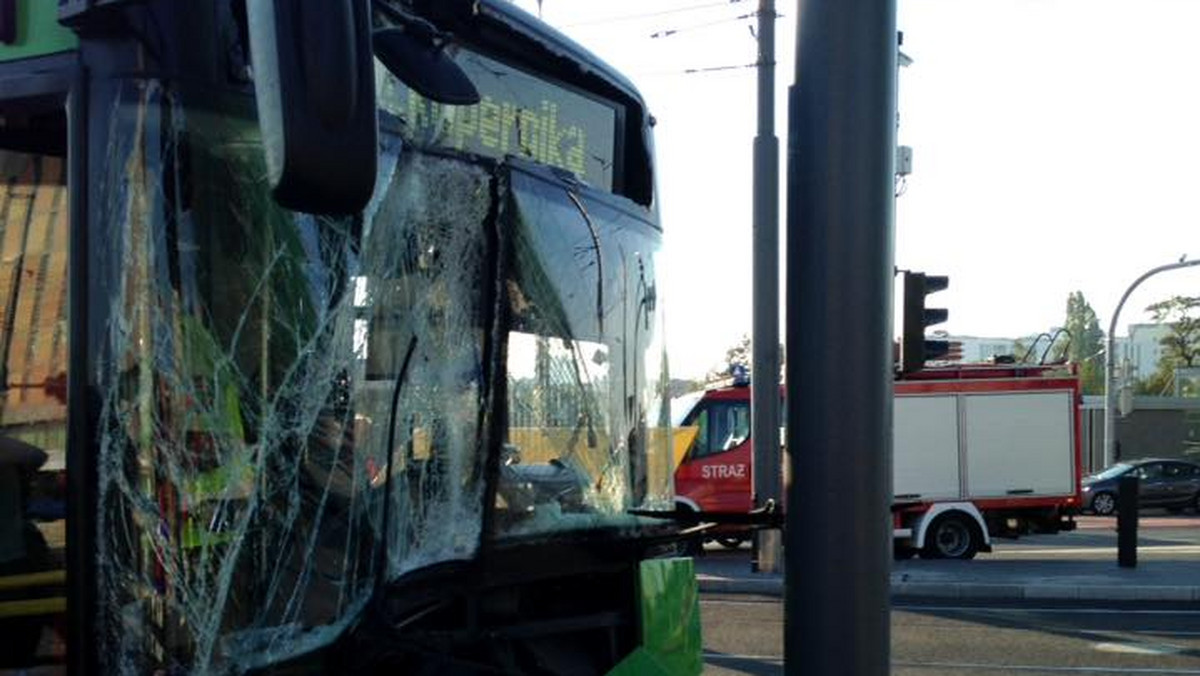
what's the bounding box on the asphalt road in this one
[700,512,1200,673]
[705,513,1200,561]
[701,594,1200,675]
[983,514,1200,560]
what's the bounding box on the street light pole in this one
[1104,258,1200,467]
[751,0,782,575]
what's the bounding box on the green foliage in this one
[1057,292,1105,394]
[1137,296,1200,396]
[705,334,787,384]
[707,334,751,383]
[1147,296,1200,367]
[1135,369,1174,396]
[1015,293,1105,392]
[1010,337,1034,363]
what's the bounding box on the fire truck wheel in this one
[921,513,979,560]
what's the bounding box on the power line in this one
[650,12,756,39]
[561,0,751,29]
[685,62,757,74]
[632,62,758,78]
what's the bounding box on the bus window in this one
[0,103,69,672]
[492,163,670,537]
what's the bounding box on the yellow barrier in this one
[0,569,66,591]
[670,426,699,469]
[506,425,699,481]
[0,596,66,619]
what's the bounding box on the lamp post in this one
[1104,258,1200,467]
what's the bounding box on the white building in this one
[1121,322,1171,381]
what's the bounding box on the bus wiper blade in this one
[376,334,419,587]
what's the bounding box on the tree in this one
[705,334,785,384]
[1138,296,1200,395]
[1010,337,1034,363]
[707,334,751,383]
[1148,296,1200,367]
[1055,291,1105,394]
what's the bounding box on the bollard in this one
[1117,474,1139,568]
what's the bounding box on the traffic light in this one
[901,271,949,373]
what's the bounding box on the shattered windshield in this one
[94,84,389,672]
[92,84,498,670]
[93,62,669,671]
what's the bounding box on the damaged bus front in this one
[0,1,699,673]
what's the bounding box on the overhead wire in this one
[650,12,756,39]
[684,62,758,74]
[561,0,751,29]
[557,3,779,78]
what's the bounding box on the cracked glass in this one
[494,163,672,539]
[94,82,389,672]
[91,84,499,672]
[93,54,670,672]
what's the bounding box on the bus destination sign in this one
[378,50,619,191]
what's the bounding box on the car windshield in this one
[1091,463,1134,480]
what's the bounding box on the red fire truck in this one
[672,363,1082,559]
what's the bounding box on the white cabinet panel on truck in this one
[894,395,959,501]
[963,391,1075,497]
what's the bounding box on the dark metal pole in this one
[67,69,98,676]
[1117,474,1139,568]
[785,0,896,672]
[751,0,782,574]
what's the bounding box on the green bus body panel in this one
[608,557,703,676]
[0,0,78,62]
[606,648,674,676]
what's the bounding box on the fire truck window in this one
[688,402,750,458]
[686,407,711,458]
[720,403,750,450]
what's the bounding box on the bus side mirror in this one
[247,0,377,216]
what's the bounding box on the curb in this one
[697,576,1200,602]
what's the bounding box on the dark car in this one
[1082,458,1200,515]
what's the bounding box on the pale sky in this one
[511,0,1200,379]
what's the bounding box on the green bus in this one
[0,1,698,672]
